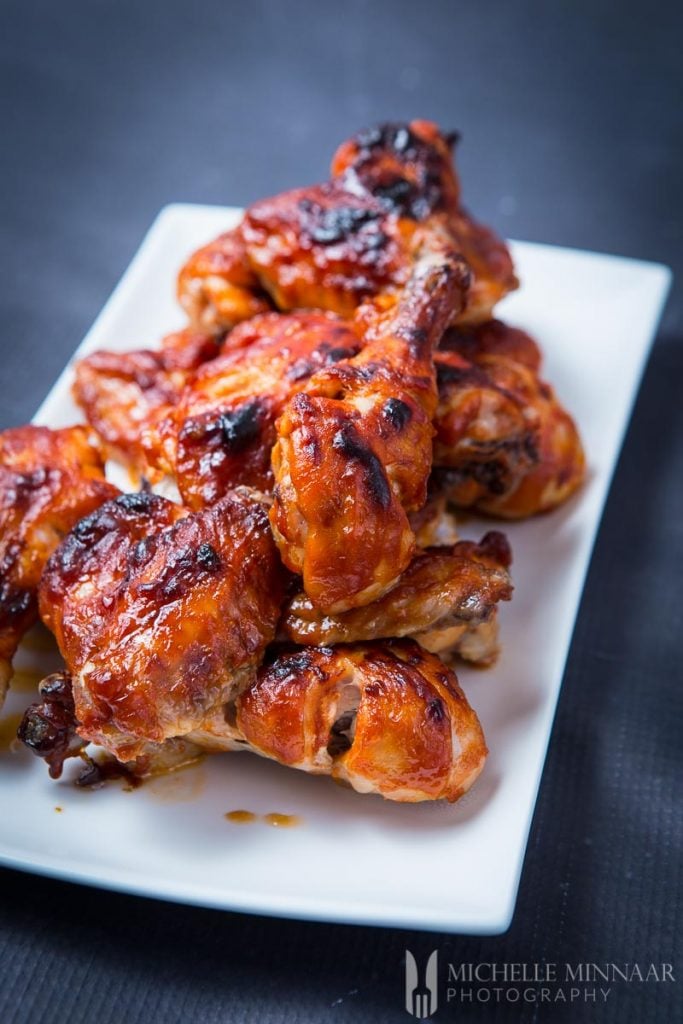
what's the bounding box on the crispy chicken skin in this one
[177,228,272,331]
[236,640,488,802]
[73,328,221,473]
[270,236,471,612]
[282,532,512,667]
[72,313,576,523]
[177,121,517,331]
[39,488,288,761]
[470,395,585,518]
[143,312,363,507]
[433,320,585,517]
[0,425,118,705]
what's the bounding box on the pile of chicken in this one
[2,122,584,804]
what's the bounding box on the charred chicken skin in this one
[11,120,594,813]
[270,235,471,612]
[282,531,512,667]
[38,488,288,761]
[73,328,221,474]
[433,320,585,517]
[143,311,363,507]
[0,425,118,705]
[177,121,517,331]
[71,316,581,524]
[330,120,518,323]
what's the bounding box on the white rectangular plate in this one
[0,205,671,933]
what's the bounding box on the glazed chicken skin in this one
[432,320,542,505]
[433,320,585,517]
[0,425,118,705]
[72,316,581,526]
[282,531,512,667]
[177,121,517,331]
[177,228,272,331]
[38,488,288,761]
[73,328,221,474]
[236,640,488,803]
[270,235,471,612]
[330,121,518,324]
[143,311,363,507]
[21,639,487,803]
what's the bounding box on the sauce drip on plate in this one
[224,810,302,827]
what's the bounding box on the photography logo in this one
[405,949,439,1019]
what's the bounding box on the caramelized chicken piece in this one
[141,318,542,521]
[144,312,363,507]
[331,120,518,323]
[433,320,585,516]
[39,488,288,761]
[240,182,412,319]
[18,671,86,778]
[486,399,584,517]
[0,425,118,705]
[236,640,487,802]
[281,532,512,667]
[177,228,272,330]
[177,121,516,331]
[73,328,221,474]
[445,317,542,371]
[21,640,487,803]
[19,670,206,780]
[270,235,470,612]
[433,323,542,502]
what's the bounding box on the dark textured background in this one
[1,1,681,1021]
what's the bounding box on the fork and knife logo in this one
[405,949,439,1019]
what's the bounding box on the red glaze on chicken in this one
[73,328,221,475]
[39,488,288,760]
[281,532,512,667]
[270,233,470,612]
[143,312,363,507]
[177,228,272,330]
[0,425,118,704]
[237,640,488,803]
[177,121,517,332]
[433,320,585,516]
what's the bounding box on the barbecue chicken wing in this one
[38,488,288,761]
[177,121,516,331]
[331,120,518,323]
[0,425,118,705]
[73,328,221,474]
[20,640,487,803]
[143,311,363,507]
[433,320,585,516]
[270,234,470,612]
[177,228,272,331]
[282,531,512,667]
[236,640,488,802]
[432,321,541,503]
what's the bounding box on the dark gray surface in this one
[0,1,681,1021]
